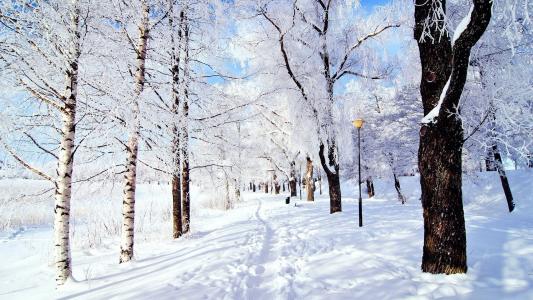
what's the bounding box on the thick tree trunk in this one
[319,143,341,213]
[120,1,149,264]
[53,2,80,285]
[253,183,256,192]
[415,0,492,274]
[419,119,466,274]
[306,156,314,201]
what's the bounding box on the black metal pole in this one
[358,127,363,227]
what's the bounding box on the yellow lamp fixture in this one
[352,118,364,129]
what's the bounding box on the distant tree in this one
[305,156,314,201]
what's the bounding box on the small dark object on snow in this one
[285,197,290,204]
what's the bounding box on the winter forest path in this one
[1,172,533,299]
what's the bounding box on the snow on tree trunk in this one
[305,156,314,201]
[492,143,515,212]
[317,169,322,195]
[53,2,81,285]
[169,4,184,239]
[289,161,297,197]
[181,16,191,234]
[319,143,342,213]
[224,176,232,210]
[393,173,406,204]
[273,174,280,194]
[181,100,191,235]
[235,178,241,202]
[415,0,492,274]
[120,1,149,264]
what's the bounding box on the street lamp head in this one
[352,118,364,129]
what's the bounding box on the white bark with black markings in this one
[119,0,149,264]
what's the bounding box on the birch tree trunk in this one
[169,4,184,239]
[305,156,314,201]
[54,3,81,284]
[120,1,149,263]
[181,16,191,234]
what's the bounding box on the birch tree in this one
[100,0,155,264]
[0,0,87,285]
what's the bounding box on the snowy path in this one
[1,172,533,299]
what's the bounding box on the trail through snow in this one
[0,171,532,299]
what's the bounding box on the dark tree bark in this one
[317,169,322,195]
[492,144,515,212]
[181,147,190,234]
[414,0,492,274]
[253,183,256,192]
[485,148,497,171]
[172,175,182,238]
[289,161,297,197]
[319,143,342,213]
[393,173,406,204]
[181,16,191,235]
[366,177,375,198]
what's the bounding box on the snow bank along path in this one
[0,171,532,299]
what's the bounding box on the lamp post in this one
[352,118,364,227]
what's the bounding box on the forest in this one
[0,0,532,299]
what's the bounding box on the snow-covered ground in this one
[1,171,532,299]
